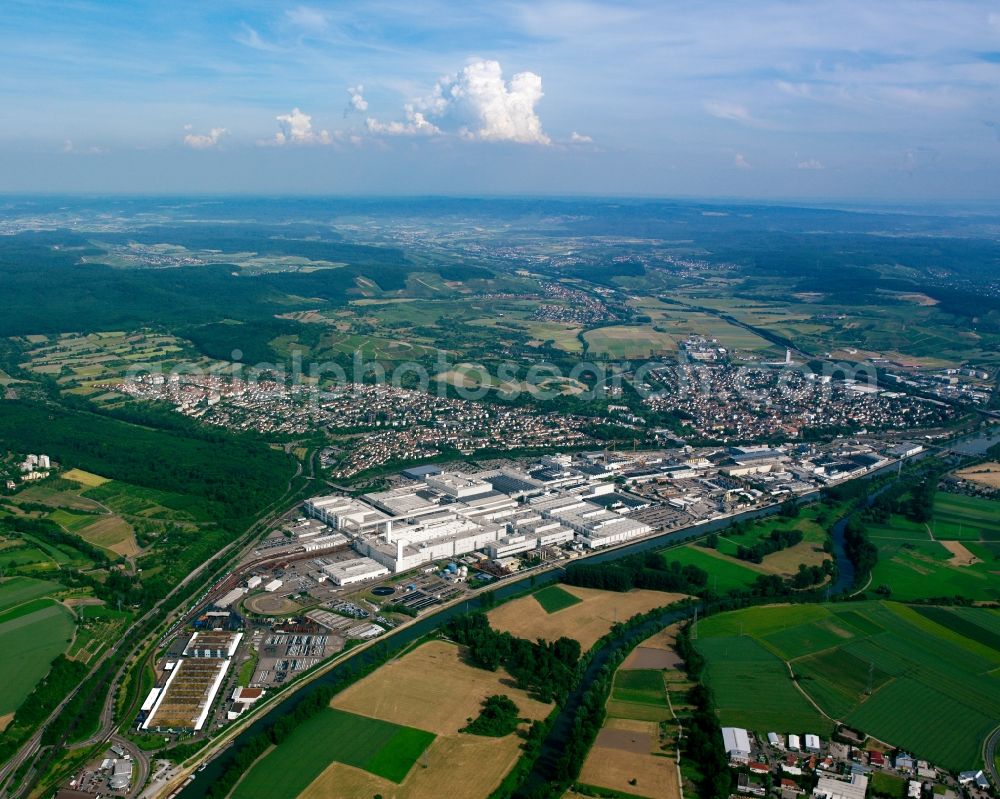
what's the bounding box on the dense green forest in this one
[0,400,291,521]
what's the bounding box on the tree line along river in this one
[177,428,996,798]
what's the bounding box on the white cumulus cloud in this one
[734,152,752,169]
[365,59,551,145]
[347,85,368,113]
[796,159,824,170]
[183,125,228,150]
[272,108,332,145]
[449,60,550,144]
[366,104,440,136]
[569,131,593,144]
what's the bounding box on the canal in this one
[178,429,994,797]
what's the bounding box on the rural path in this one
[784,661,837,724]
[662,672,685,799]
[848,573,873,598]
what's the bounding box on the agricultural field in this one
[0,576,64,613]
[695,601,1000,770]
[9,473,149,558]
[583,325,676,359]
[488,585,686,650]
[868,493,1000,602]
[954,462,1000,490]
[331,640,551,735]
[662,504,834,593]
[67,603,133,664]
[663,545,762,593]
[577,627,683,799]
[17,330,191,399]
[533,584,582,614]
[0,592,75,715]
[930,492,1000,541]
[245,640,552,799]
[234,708,435,798]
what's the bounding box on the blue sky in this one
[1,0,999,198]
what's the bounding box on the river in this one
[177,428,994,797]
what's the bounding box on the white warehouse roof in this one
[721,726,751,758]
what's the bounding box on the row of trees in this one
[674,625,733,799]
[562,553,709,594]
[736,528,804,563]
[444,613,581,703]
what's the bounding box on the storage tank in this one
[447,563,458,573]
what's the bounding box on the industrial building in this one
[813,773,868,799]
[142,631,242,732]
[108,759,132,791]
[321,556,390,586]
[722,726,751,763]
[302,463,657,572]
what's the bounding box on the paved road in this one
[984,725,1000,791]
[0,449,316,799]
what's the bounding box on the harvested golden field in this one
[298,640,553,799]
[61,469,109,487]
[77,516,139,557]
[331,640,551,734]
[578,746,681,799]
[941,539,980,567]
[488,586,685,650]
[762,540,831,575]
[298,734,524,799]
[955,462,1000,490]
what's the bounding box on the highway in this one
[0,447,317,799]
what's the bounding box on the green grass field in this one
[662,545,761,592]
[611,670,667,706]
[0,576,62,612]
[0,598,75,714]
[870,538,1000,602]
[696,635,832,735]
[866,491,1000,602]
[532,585,583,614]
[696,601,1000,770]
[931,493,1000,541]
[234,708,436,798]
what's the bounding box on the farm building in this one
[722,726,751,763]
[804,734,820,753]
[788,734,801,751]
[767,732,781,747]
